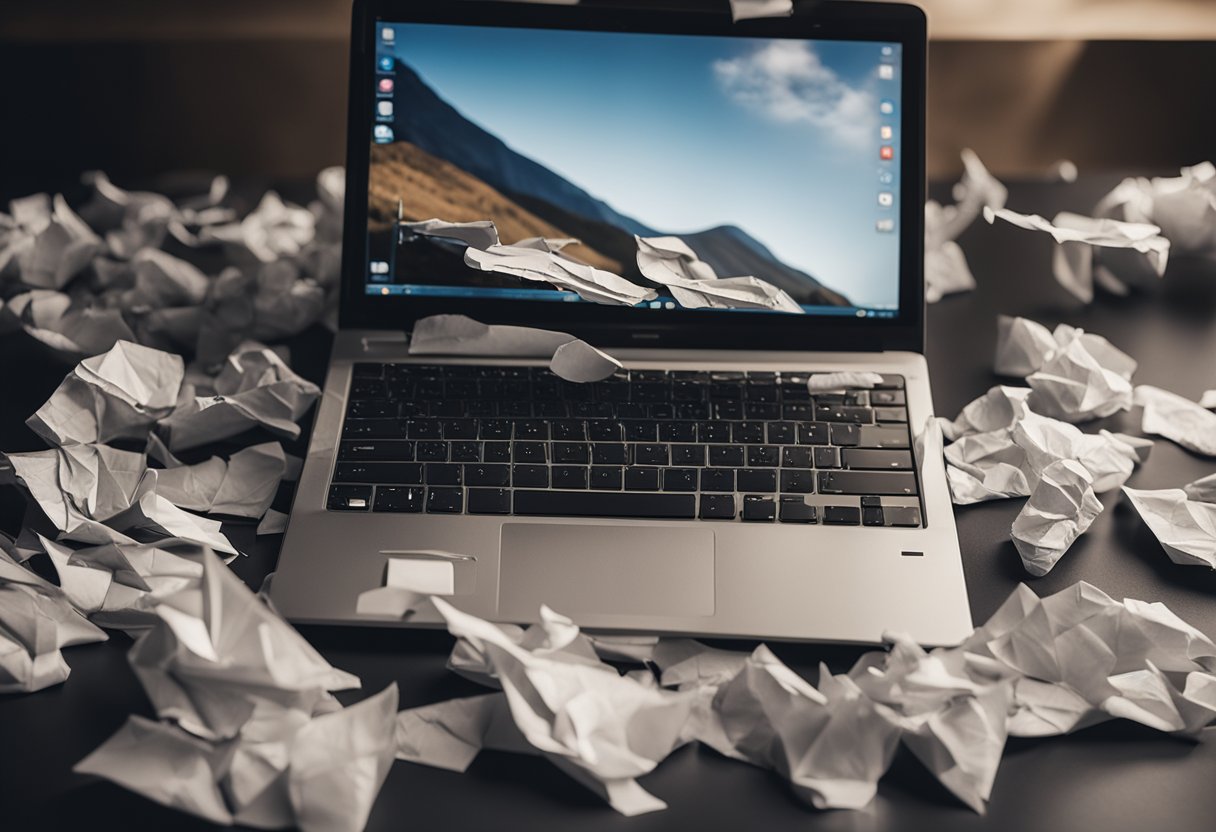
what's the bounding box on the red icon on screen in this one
[378,78,394,93]
[880,146,894,160]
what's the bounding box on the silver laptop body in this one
[272,0,972,646]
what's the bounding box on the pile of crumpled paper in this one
[395,582,1216,816]
[933,313,1216,576]
[0,168,343,368]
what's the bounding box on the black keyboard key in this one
[406,419,442,439]
[373,486,423,513]
[592,443,628,465]
[442,419,478,439]
[737,469,777,492]
[860,495,883,507]
[857,425,911,449]
[333,462,422,484]
[573,402,614,419]
[745,403,780,420]
[797,422,830,445]
[482,441,512,462]
[823,505,861,525]
[634,443,669,465]
[464,464,510,487]
[814,446,841,468]
[767,422,796,444]
[672,380,704,401]
[663,468,698,492]
[623,421,658,442]
[444,379,478,398]
[830,424,860,446]
[742,495,776,521]
[339,441,414,461]
[745,384,778,403]
[784,404,815,420]
[660,421,698,442]
[425,463,463,486]
[884,506,923,527]
[782,447,813,468]
[450,441,481,462]
[590,466,623,490]
[779,469,815,494]
[870,390,906,405]
[842,449,914,470]
[632,382,670,402]
[344,419,407,439]
[676,402,711,420]
[746,446,780,467]
[347,400,395,418]
[709,445,744,467]
[479,419,513,440]
[499,401,532,417]
[349,380,386,399]
[551,420,587,441]
[467,488,511,514]
[514,419,548,440]
[553,442,591,464]
[426,487,463,513]
[552,466,589,490]
[816,405,875,424]
[513,442,547,463]
[778,498,817,524]
[732,422,765,444]
[429,400,467,418]
[328,484,371,511]
[874,407,908,424]
[699,494,737,520]
[819,470,918,496]
[710,382,742,400]
[515,489,695,519]
[588,420,624,441]
[671,444,705,466]
[513,465,549,488]
[862,506,885,526]
[416,442,448,461]
[700,468,735,492]
[624,467,661,491]
[698,423,732,443]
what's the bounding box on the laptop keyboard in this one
[327,364,924,527]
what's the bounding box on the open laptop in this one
[271,0,972,645]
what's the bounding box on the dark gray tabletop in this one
[3,175,1216,831]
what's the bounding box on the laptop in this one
[271,0,973,645]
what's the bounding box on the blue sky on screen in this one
[387,24,902,308]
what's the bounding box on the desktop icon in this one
[377,101,394,118]
[880,125,892,140]
[875,218,895,233]
[381,26,395,42]
[378,55,394,72]
[373,124,395,143]
[880,146,894,161]
[877,192,893,208]
[878,64,894,80]
[378,78,394,94]
[881,45,894,58]
[877,168,894,185]
[879,99,895,115]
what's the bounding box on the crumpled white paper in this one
[74,548,395,831]
[154,441,285,519]
[0,544,108,693]
[635,235,804,313]
[1011,459,1104,576]
[729,0,793,22]
[1134,384,1216,457]
[1095,161,1216,259]
[925,149,1008,302]
[806,371,883,391]
[1123,482,1216,568]
[409,314,622,384]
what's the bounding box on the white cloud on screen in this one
[713,42,877,144]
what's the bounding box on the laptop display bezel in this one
[340,0,927,353]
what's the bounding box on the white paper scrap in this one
[1135,384,1216,456]
[636,235,804,314]
[1123,487,1216,569]
[1011,459,1103,576]
[807,371,883,391]
[994,315,1057,377]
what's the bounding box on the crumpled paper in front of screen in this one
[1011,459,1104,576]
[409,314,622,384]
[925,149,1008,302]
[74,548,395,832]
[992,316,1137,422]
[157,342,320,451]
[0,544,108,692]
[26,340,185,446]
[5,443,237,554]
[1134,384,1216,457]
[635,235,805,313]
[1123,482,1216,569]
[963,582,1216,738]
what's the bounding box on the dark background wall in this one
[2,0,1215,196]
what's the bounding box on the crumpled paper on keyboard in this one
[74,547,395,832]
[409,314,622,384]
[1134,384,1216,457]
[395,581,1216,816]
[1011,459,1104,576]
[0,543,107,693]
[925,149,1008,302]
[1123,479,1216,568]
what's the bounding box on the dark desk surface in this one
[4,176,1216,831]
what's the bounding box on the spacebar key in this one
[514,490,696,519]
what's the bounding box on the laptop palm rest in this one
[497,524,715,618]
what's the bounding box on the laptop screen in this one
[364,21,903,320]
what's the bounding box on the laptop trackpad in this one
[498,524,715,618]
